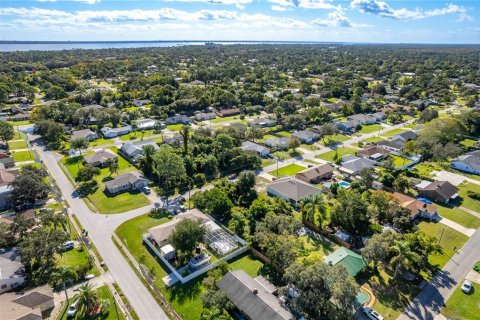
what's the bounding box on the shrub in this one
[467,190,480,201]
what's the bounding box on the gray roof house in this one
[347,114,377,125]
[0,284,55,319]
[132,99,151,107]
[83,149,118,167]
[265,137,290,150]
[248,118,277,128]
[163,135,184,147]
[241,141,270,157]
[339,155,376,175]
[194,112,216,121]
[100,125,132,138]
[217,270,294,320]
[334,120,359,133]
[452,150,480,175]
[0,248,25,294]
[267,176,322,207]
[120,140,159,162]
[392,131,417,142]
[104,171,148,194]
[377,138,406,152]
[291,130,320,144]
[136,118,161,130]
[71,129,98,141]
[165,114,192,125]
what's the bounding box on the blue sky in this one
[0,0,478,43]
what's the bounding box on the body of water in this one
[0,41,333,52]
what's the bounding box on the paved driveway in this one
[432,170,480,186]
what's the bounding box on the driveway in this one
[432,170,480,186]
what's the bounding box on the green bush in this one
[467,190,480,201]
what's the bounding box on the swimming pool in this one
[338,181,351,189]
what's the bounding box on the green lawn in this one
[119,130,158,141]
[11,130,22,140]
[363,136,383,143]
[271,150,292,160]
[316,147,358,162]
[300,143,319,151]
[8,140,28,150]
[358,124,382,134]
[166,124,183,131]
[8,120,31,126]
[418,221,468,268]
[261,158,275,167]
[460,138,478,149]
[390,155,413,168]
[411,162,443,179]
[321,134,350,145]
[458,183,480,212]
[269,163,306,177]
[298,235,337,261]
[57,285,125,320]
[90,138,115,147]
[442,282,480,320]
[56,246,100,277]
[12,150,34,162]
[115,213,265,320]
[276,131,292,137]
[61,148,149,214]
[381,128,408,138]
[210,115,241,123]
[437,206,480,229]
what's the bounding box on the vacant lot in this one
[458,183,480,212]
[442,282,480,320]
[381,128,408,138]
[316,147,357,162]
[8,140,28,150]
[437,206,480,229]
[12,150,34,162]
[357,124,382,134]
[269,163,306,177]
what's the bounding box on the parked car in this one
[362,306,384,320]
[143,186,151,194]
[63,241,74,251]
[461,280,473,294]
[67,300,79,318]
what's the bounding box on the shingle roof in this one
[104,171,146,190]
[268,176,321,202]
[242,141,270,154]
[295,164,333,182]
[420,181,458,200]
[393,192,437,217]
[455,150,480,171]
[217,270,294,320]
[71,129,96,140]
[340,156,376,174]
[324,247,365,277]
[83,149,117,165]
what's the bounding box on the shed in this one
[160,245,176,260]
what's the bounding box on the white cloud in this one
[312,11,352,27]
[37,0,102,3]
[163,0,253,9]
[268,0,339,11]
[350,0,470,21]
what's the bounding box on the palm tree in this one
[301,194,326,226]
[77,282,99,316]
[107,159,119,176]
[389,240,420,278]
[180,125,191,155]
[52,266,77,303]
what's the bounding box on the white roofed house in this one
[339,155,376,176]
[291,130,320,144]
[241,141,270,157]
[120,140,159,162]
[71,129,98,141]
[100,125,132,138]
[0,248,25,294]
[136,118,162,130]
[265,137,290,150]
[104,171,148,194]
[451,150,480,175]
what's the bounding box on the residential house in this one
[165,114,192,125]
[371,112,387,122]
[10,113,31,122]
[356,145,391,161]
[291,130,320,144]
[393,192,438,220]
[451,150,480,175]
[82,104,103,112]
[377,139,406,152]
[248,118,277,128]
[229,123,247,131]
[392,131,417,143]
[267,176,322,207]
[0,248,25,294]
[0,284,54,319]
[132,99,151,107]
[190,80,205,86]
[136,118,161,130]
[241,141,270,157]
[334,120,359,133]
[83,149,118,167]
[339,155,376,175]
[217,270,294,320]
[71,129,98,141]
[0,185,13,209]
[417,181,459,203]
[216,108,241,117]
[0,157,15,169]
[163,135,184,147]
[100,125,132,138]
[295,164,334,184]
[347,114,376,125]
[104,171,148,194]
[194,112,216,122]
[120,140,159,162]
[265,137,290,150]
[324,247,366,277]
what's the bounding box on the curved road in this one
[33,143,169,320]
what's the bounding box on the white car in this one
[461,280,473,294]
[362,306,384,320]
[67,300,79,318]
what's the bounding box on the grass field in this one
[390,155,413,168]
[210,115,241,123]
[300,143,319,151]
[418,221,468,268]
[8,140,28,150]
[357,124,382,134]
[298,235,337,261]
[61,148,149,214]
[437,206,480,229]
[381,128,408,138]
[57,285,125,320]
[316,147,357,162]
[166,124,183,131]
[119,130,158,141]
[12,150,34,162]
[269,163,306,177]
[8,120,31,126]
[460,138,477,149]
[458,183,480,212]
[90,138,114,147]
[276,131,292,137]
[56,246,100,277]
[321,134,350,145]
[363,136,383,143]
[261,158,275,167]
[115,213,266,320]
[271,150,292,160]
[442,282,480,320]
[411,162,443,178]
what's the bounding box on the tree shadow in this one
[76,181,98,197]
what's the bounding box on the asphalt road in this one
[398,228,480,320]
[33,143,169,320]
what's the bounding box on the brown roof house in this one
[393,192,438,220]
[0,284,54,319]
[83,149,118,167]
[216,108,241,117]
[417,181,459,203]
[267,176,322,207]
[71,129,98,141]
[356,145,390,161]
[104,171,148,194]
[295,164,334,184]
[217,270,294,320]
